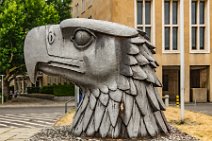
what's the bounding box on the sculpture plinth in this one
[24,18,170,139]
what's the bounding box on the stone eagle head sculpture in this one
[24,18,170,139]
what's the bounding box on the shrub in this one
[39,85,54,94]
[27,84,75,96]
[53,84,74,96]
[27,87,40,94]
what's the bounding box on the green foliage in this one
[0,0,71,90]
[46,0,72,21]
[28,84,74,96]
[53,84,74,96]
[27,87,40,93]
[39,85,54,94]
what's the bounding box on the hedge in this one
[27,84,74,96]
[53,84,74,96]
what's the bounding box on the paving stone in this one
[0,128,12,134]
[0,128,42,141]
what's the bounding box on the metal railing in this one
[65,98,73,113]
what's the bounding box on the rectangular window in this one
[145,1,151,24]
[192,27,197,50]
[192,1,197,24]
[145,27,151,39]
[163,0,179,52]
[137,1,143,24]
[172,27,178,50]
[172,1,178,24]
[165,1,170,24]
[165,27,170,50]
[200,27,205,50]
[136,0,152,40]
[199,1,205,24]
[191,0,207,52]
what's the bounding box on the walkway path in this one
[0,128,41,141]
[0,95,75,141]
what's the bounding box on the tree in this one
[46,0,72,21]
[0,0,71,100]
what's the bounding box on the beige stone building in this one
[71,0,212,102]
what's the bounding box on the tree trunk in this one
[3,80,10,101]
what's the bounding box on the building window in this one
[163,0,179,52]
[191,0,210,53]
[136,0,152,40]
[82,0,85,12]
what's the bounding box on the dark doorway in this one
[162,66,180,102]
[190,66,209,102]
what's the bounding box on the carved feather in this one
[127,102,141,138]
[144,66,156,83]
[154,88,166,110]
[150,61,158,68]
[154,111,168,134]
[83,105,93,131]
[108,80,118,91]
[99,92,109,106]
[89,94,97,110]
[154,77,163,87]
[131,36,145,44]
[149,110,160,134]
[141,50,155,62]
[121,93,134,125]
[128,44,140,55]
[99,110,110,137]
[131,65,147,80]
[128,78,137,95]
[134,81,148,115]
[143,114,157,137]
[124,55,138,65]
[91,88,100,98]
[72,95,89,128]
[135,54,149,65]
[146,84,160,111]
[94,100,105,131]
[145,40,156,49]
[113,118,122,138]
[72,115,84,136]
[142,43,153,56]
[108,99,119,127]
[109,89,123,102]
[139,118,148,137]
[120,64,133,76]
[86,116,95,136]
[160,111,171,131]
[99,85,109,94]
[117,75,130,90]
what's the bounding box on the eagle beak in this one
[24,26,48,83]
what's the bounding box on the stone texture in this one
[24,18,169,139]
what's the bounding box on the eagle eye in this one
[71,29,95,50]
[47,31,55,45]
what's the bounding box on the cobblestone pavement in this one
[0,128,42,141]
[185,103,212,116]
[0,96,74,141]
[0,112,61,128]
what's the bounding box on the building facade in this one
[71,0,212,102]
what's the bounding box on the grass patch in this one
[55,106,212,141]
[54,108,75,126]
[164,107,212,141]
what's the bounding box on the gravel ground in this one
[28,126,199,141]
